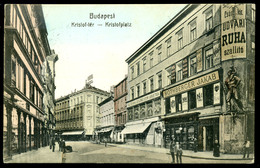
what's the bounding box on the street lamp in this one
[179,126,183,145]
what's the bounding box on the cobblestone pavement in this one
[5,141,255,164]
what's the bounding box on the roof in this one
[98,96,114,106]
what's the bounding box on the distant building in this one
[96,96,115,142]
[54,84,110,140]
[125,4,255,154]
[113,76,128,143]
[3,4,55,160]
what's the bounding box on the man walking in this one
[52,137,56,152]
[243,138,250,158]
[169,138,176,163]
[176,142,182,164]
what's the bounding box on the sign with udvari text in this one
[221,4,246,61]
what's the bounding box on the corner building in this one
[125,4,255,154]
[55,84,110,140]
[3,4,55,160]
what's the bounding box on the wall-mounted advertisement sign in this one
[213,82,221,104]
[182,92,188,111]
[196,88,203,108]
[221,4,246,61]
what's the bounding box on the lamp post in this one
[179,126,183,144]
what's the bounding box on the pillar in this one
[29,116,32,151]
[6,103,13,157]
[24,113,27,152]
[17,110,21,153]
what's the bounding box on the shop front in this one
[162,112,199,151]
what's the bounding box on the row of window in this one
[100,114,114,126]
[130,7,213,81]
[130,43,219,100]
[56,107,83,121]
[128,98,161,121]
[11,5,42,76]
[166,82,221,114]
[115,113,127,126]
[114,81,127,99]
[11,55,43,109]
[56,95,105,110]
[56,121,83,129]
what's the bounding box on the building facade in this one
[96,96,115,142]
[41,49,58,146]
[125,4,255,154]
[3,4,55,161]
[54,84,110,140]
[113,76,128,143]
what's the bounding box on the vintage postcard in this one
[3,4,255,164]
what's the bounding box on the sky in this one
[42,4,187,99]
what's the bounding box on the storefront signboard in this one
[163,71,219,98]
[221,4,246,61]
[127,90,161,107]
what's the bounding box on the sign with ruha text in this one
[221,4,246,61]
[163,71,219,98]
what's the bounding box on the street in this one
[6,141,254,164]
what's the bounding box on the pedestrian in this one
[49,137,52,150]
[52,137,56,152]
[193,137,198,152]
[213,139,220,157]
[176,142,182,164]
[243,138,250,158]
[169,138,176,163]
[61,139,66,152]
[104,138,107,147]
[61,149,66,163]
[58,138,62,151]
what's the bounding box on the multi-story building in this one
[41,49,58,146]
[96,96,115,142]
[113,76,128,143]
[125,4,255,154]
[3,4,55,161]
[55,84,110,140]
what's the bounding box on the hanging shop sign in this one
[221,4,246,61]
[213,82,221,105]
[163,71,219,98]
[196,88,203,108]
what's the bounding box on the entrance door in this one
[206,126,213,151]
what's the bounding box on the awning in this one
[62,131,84,135]
[121,122,151,134]
[96,128,113,133]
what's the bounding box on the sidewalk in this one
[5,144,63,163]
[105,142,254,161]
